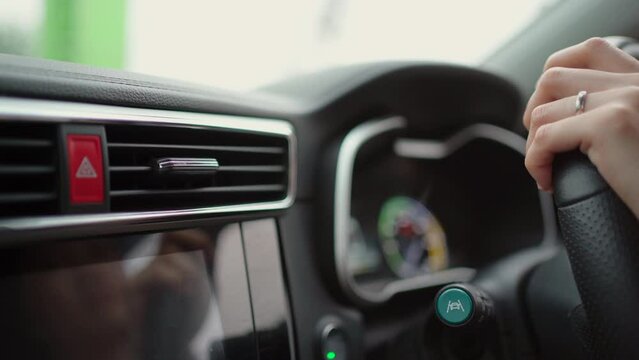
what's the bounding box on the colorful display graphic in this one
[378,196,448,278]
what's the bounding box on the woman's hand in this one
[523,37,639,218]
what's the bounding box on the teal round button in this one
[436,287,474,325]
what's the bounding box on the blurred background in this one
[0,0,558,91]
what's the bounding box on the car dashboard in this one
[0,56,558,360]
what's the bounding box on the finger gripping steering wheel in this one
[554,151,639,359]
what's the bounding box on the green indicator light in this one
[326,351,336,360]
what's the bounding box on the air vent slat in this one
[111,184,284,197]
[106,123,290,212]
[110,165,285,173]
[218,165,285,172]
[0,165,56,175]
[0,138,53,147]
[108,142,284,154]
[0,192,57,204]
[110,166,152,172]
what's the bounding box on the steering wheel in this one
[553,151,639,359]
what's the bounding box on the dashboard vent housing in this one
[105,124,290,212]
[0,122,59,218]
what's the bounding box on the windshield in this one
[1,0,558,91]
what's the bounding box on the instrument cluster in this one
[333,119,549,305]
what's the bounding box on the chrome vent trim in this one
[155,158,220,174]
[0,97,296,232]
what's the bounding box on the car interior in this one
[2,0,639,359]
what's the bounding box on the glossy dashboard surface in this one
[0,219,292,360]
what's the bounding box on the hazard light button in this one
[66,134,105,204]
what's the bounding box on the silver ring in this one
[575,90,588,114]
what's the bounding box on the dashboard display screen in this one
[0,225,256,360]
[378,196,448,278]
[346,195,449,280]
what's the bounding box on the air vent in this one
[106,124,290,212]
[0,122,59,218]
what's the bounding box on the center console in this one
[0,98,296,360]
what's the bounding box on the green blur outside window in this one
[2,0,125,68]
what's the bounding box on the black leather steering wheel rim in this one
[553,151,639,359]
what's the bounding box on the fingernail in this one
[537,183,544,191]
